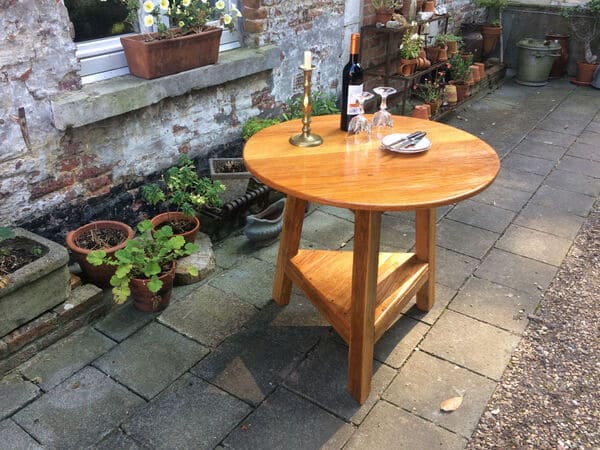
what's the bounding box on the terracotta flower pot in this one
[546,33,569,79]
[475,62,486,80]
[444,84,458,104]
[375,8,394,24]
[120,26,223,79]
[437,46,448,61]
[481,25,502,57]
[470,65,481,83]
[427,99,441,116]
[130,262,176,312]
[150,212,200,244]
[447,40,459,55]
[423,0,435,12]
[426,46,440,63]
[573,61,600,85]
[455,83,470,102]
[398,58,418,76]
[66,221,135,288]
[411,104,431,119]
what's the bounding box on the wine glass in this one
[347,91,375,143]
[372,86,397,135]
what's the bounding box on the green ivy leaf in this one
[169,235,185,249]
[86,250,107,266]
[143,261,161,277]
[147,276,163,293]
[112,283,131,304]
[187,266,199,277]
[115,263,132,278]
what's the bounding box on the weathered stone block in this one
[0,228,69,337]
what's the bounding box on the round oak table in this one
[244,114,499,404]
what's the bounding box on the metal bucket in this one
[516,38,561,86]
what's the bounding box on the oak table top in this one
[243,114,500,211]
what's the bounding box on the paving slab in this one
[208,257,275,308]
[94,301,157,342]
[544,169,600,197]
[405,283,457,325]
[18,326,115,392]
[475,248,557,296]
[556,155,600,178]
[213,233,255,269]
[446,199,516,234]
[93,429,142,449]
[94,322,208,400]
[471,182,533,212]
[13,366,144,449]
[493,167,545,193]
[158,284,256,347]
[300,209,356,249]
[317,204,356,222]
[345,400,466,449]
[501,153,556,176]
[449,277,539,333]
[514,202,585,240]
[0,374,39,420]
[383,351,497,438]
[526,128,577,147]
[495,224,573,267]
[567,141,600,162]
[0,419,42,450]
[122,373,251,450]
[436,246,480,290]
[419,310,521,380]
[583,121,600,134]
[530,184,596,217]
[223,387,355,450]
[380,212,416,252]
[191,329,306,406]
[512,138,567,161]
[252,237,318,265]
[537,116,587,136]
[437,219,499,259]
[373,315,430,368]
[284,337,396,425]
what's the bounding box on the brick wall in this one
[0,0,352,240]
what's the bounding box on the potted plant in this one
[413,73,444,115]
[66,220,135,288]
[142,154,225,243]
[87,220,198,312]
[448,53,473,101]
[474,0,508,60]
[398,28,423,76]
[370,0,401,24]
[120,0,243,79]
[562,0,600,85]
[435,34,462,56]
[208,157,253,205]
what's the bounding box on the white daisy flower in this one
[144,14,155,27]
[223,13,232,25]
[182,0,191,6]
[143,0,154,13]
[178,20,185,27]
[159,0,169,11]
[215,0,225,9]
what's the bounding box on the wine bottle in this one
[340,33,364,131]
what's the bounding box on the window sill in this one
[50,45,281,131]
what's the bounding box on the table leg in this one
[415,208,436,311]
[348,210,381,404]
[272,195,306,305]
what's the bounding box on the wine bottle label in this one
[347,84,364,115]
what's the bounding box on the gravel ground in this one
[468,201,600,450]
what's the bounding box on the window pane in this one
[65,0,134,42]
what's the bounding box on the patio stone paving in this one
[1,77,598,449]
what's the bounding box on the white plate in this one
[380,133,431,154]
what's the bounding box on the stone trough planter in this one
[0,228,70,337]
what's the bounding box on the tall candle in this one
[303,51,312,69]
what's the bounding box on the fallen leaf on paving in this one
[440,396,463,412]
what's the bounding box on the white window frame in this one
[67,1,241,84]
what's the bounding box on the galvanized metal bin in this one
[516,38,561,86]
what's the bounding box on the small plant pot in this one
[422,0,435,12]
[470,65,481,83]
[398,58,418,76]
[481,25,502,57]
[209,157,252,205]
[447,40,459,55]
[66,221,134,288]
[454,83,470,102]
[130,262,176,312]
[444,84,458,104]
[437,46,448,61]
[573,61,600,85]
[244,198,286,246]
[150,212,200,244]
[375,8,394,24]
[475,62,486,80]
[427,99,441,116]
[426,46,440,63]
[411,104,431,119]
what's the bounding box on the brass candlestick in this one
[289,65,323,147]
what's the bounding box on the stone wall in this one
[0,0,354,240]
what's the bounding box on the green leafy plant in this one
[142,154,225,217]
[448,54,473,84]
[414,76,444,102]
[125,0,242,38]
[434,34,463,46]
[282,91,340,121]
[474,0,508,25]
[242,117,282,141]
[87,220,198,303]
[399,29,423,60]
[562,0,600,64]
[370,0,401,10]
